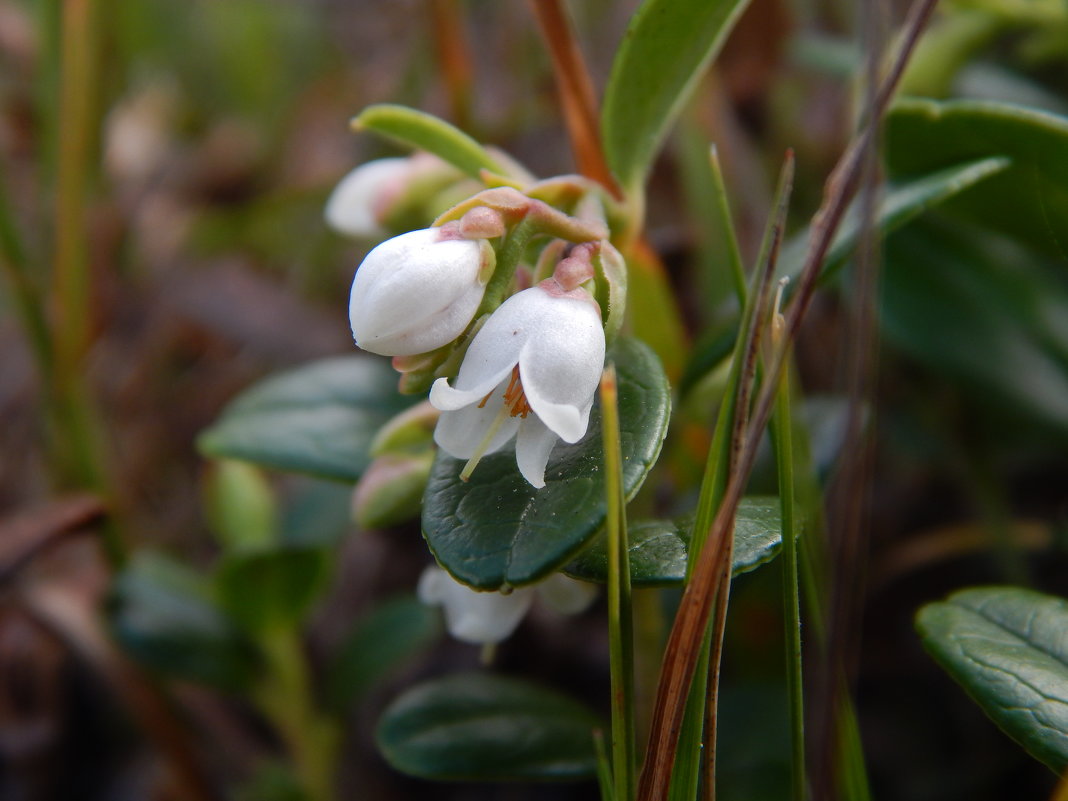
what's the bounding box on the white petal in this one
[433,385,520,459]
[428,359,513,411]
[538,573,598,615]
[348,229,486,356]
[514,415,560,488]
[325,158,409,238]
[417,567,534,645]
[518,293,604,442]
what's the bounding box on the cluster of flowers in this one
[327,153,623,644]
[332,154,621,489]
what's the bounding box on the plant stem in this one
[255,629,340,801]
[772,363,806,801]
[593,729,617,801]
[49,0,126,564]
[707,145,747,305]
[428,0,473,129]
[55,0,95,378]
[528,0,620,198]
[476,217,536,315]
[601,365,635,801]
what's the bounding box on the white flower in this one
[428,281,605,488]
[417,566,597,645]
[325,157,411,239]
[348,226,493,357]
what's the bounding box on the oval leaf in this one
[601,0,752,190]
[109,552,260,691]
[776,156,1009,285]
[353,104,506,180]
[376,672,601,781]
[565,497,784,586]
[886,99,1068,258]
[916,586,1068,771]
[422,337,670,590]
[883,221,1068,435]
[198,356,417,481]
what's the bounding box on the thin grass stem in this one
[770,336,806,801]
[601,365,635,801]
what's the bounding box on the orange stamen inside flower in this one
[502,365,532,418]
[460,365,532,483]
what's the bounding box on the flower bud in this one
[326,154,468,240]
[349,227,495,356]
[325,157,411,239]
[352,451,434,529]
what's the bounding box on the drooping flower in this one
[348,226,494,357]
[325,157,411,239]
[428,280,605,488]
[325,153,466,240]
[417,566,597,645]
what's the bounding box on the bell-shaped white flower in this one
[349,226,493,357]
[428,281,605,488]
[417,567,597,645]
[325,157,411,239]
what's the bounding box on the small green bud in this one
[203,459,278,552]
[352,452,434,529]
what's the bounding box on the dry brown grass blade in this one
[634,0,939,798]
[527,0,622,197]
[428,0,474,128]
[0,495,105,584]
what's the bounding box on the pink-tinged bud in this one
[352,452,434,529]
[349,227,495,357]
[325,157,411,239]
[459,206,507,240]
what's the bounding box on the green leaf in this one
[565,497,785,587]
[198,356,418,482]
[681,158,1008,400]
[422,337,671,590]
[353,104,506,180]
[916,586,1068,771]
[882,220,1068,435]
[777,156,1010,285]
[376,672,601,781]
[601,0,752,190]
[109,552,259,691]
[215,547,330,633]
[886,99,1068,258]
[327,595,442,711]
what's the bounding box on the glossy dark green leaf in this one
[565,497,784,587]
[215,547,330,633]
[353,104,506,180]
[109,552,259,691]
[422,337,671,590]
[882,221,1068,435]
[777,156,1009,284]
[376,672,601,781]
[198,356,417,481]
[681,158,1007,401]
[916,586,1068,771]
[886,99,1068,258]
[602,0,752,190]
[327,595,442,711]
